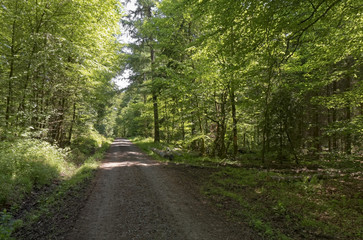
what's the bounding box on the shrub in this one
[0,210,22,240]
[0,139,74,207]
[71,127,109,156]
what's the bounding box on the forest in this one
[0,0,362,239]
[118,0,362,161]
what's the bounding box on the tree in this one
[0,0,122,144]
[117,0,362,162]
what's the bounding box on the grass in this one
[0,132,111,239]
[131,137,233,167]
[131,137,167,161]
[16,148,107,232]
[204,165,362,239]
[131,137,363,239]
[0,210,22,240]
[0,139,73,208]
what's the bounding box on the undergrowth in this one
[0,130,111,239]
[13,148,108,239]
[131,137,227,166]
[204,167,362,239]
[131,137,363,239]
[0,139,72,208]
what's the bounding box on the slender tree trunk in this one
[218,93,227,158]
[332,81,337,151]
[191,113,196,149]
[181,108,185,142]
[150,47,160,142]
[284,120,299,164]
[68,102,76,145]
[165,100,170,143]
[345,77,352,154]
[144,5,160,143]
[5,20,17,126]
[230,83,238,158]
[279,121,283,164]
[196,101,205,155]
[213,122,219,157]
[313,107,321,156]
[345,106,351,154]
[327,86,332,152]
[229,26,238,158]
[262,66,273,163]
[56,98,66,146]
[153,93,160,143]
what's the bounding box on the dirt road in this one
[66,139,258,240]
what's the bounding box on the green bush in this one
[0,210,22,240]
[71,136,99,155]
[0,139,74,207]
[71,128,109,156]
[0,130,111,238]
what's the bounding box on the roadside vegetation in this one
[1,0,362,238]
[132,137,362,240]
[0,130,111,240]
[0,0,120,238]
[121,1,362,238]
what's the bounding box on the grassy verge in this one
[0,136,111,240]
[131,137,362,239]
[131,137,167,162]
[131,137,230,166]
[205,166,362,239]
[0,139,72,209]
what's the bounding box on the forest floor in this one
[14,138,259,239]
[12,138,362,239]
[133,138,362,240]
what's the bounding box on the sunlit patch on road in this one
[101,161,160,169]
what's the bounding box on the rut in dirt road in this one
[67,139,258,240]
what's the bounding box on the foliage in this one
[135,137,362,238]
[11,141,110,239]
[0,132,111,208]
[71,125,109,157]
[0,210,22,240]
[0,139,73,207]
[131,137,224,166]
[204,165,363,239]
[0,0,120,209]
[119,0,362,162]
[0,135,110,238]
[0,0,122,146]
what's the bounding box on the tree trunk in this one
[145,5,160,143]
[5,20,17,126]
[153,92,160,143]
[230,83,238,158]
[218,93,227,158]
[345,77,351,154]
[262,67,273,163]
[332,81,337,151]
[68,102,76,145]
[151,45,159,143]
[196,99,205,155]
[229,26,238,158]
[314,109,320,154]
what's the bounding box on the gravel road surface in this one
[66,139,258,240]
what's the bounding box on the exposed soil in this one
[62,138,259,240]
